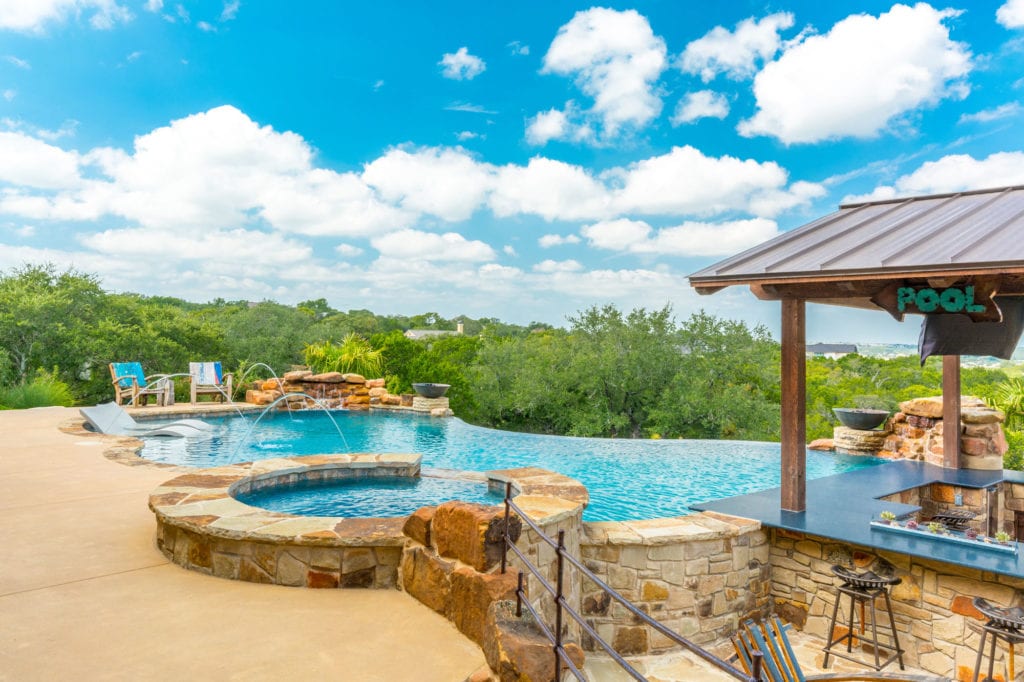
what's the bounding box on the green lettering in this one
[964,285,986,313]
[897,287,916,312]
[939,287,965,312]
[916,288,939,312]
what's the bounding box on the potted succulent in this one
[879,511,897,525]
[905,519,919,530]
[996,531,1013,545]
[927,521,944,534]
[965,528,979,540]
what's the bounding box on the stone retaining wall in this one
[769,527,1024,680]
[580,512,771,655]
[149,454,419,588]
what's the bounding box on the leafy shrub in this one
[1005,429,1024,471]
[302,333,383,378]
[0,369,75,409]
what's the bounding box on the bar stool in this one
[822,565,905,671]
[972,597,1024,682]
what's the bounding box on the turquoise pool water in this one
[235,474,505,518]
[140,410,884,521]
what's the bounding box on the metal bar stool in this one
[822,565,905,671]
[972,597,1024,682]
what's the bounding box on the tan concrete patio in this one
[0,406,487,681]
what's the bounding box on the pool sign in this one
[872,279,1001,322]
[896,285,987,314]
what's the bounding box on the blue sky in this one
[1,1,1023,343]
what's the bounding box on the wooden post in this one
[942,355,961,469]
[781,299,806,512]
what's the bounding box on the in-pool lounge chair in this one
[80,402,213,438]
[732,615,948,682]
[109,362,172,406]
[189,361,233,404]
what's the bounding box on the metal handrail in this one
[500,482,762,682]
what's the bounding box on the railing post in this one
[516,571,523,618]
[501,481,511,574]
[750,650,763,681]
[554,529,566,682]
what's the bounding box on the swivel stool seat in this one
[822,564,905,672]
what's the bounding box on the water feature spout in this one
[235,362,295,421]
[228,392,349,464]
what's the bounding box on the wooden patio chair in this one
[731,616,948,682]
[109,362,171,406]
[188,361,233,404]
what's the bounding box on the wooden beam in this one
[780,299,806,512]
[943,355,961,469]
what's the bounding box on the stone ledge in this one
[583,511,761,546]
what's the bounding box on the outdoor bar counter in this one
[693,459,1024,578]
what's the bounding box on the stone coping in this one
[486,466,589,526]
[150,453,422,547]
[583,509,762,545]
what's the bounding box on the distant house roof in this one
[689,185,1024,305]
[806,343,857,355]
[404,329,455,340]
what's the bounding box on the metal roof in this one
[689,185,1024,292]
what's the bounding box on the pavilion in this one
[689,185,1024,512]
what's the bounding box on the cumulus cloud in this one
[539,8,666,139]
[842,151,1024,203]
[335,243,364,257]
[671,90,730,125]
[679,12,794,82]
[370,229,496,262]
[582,217,779,257]
[0,0,133,31]
[81,227,312,263]
[998,0,1024,28]
[958,102,1022,124]
[363,146,494,222]
[539,233,581,248]
[490,156,610,221]
[0,131,82,189]
[508,41,529,56]
[611,145,820,218]
[525,108,571,146]
[439,47,486,80]
[739,4,972,144]
[533,259,583,273]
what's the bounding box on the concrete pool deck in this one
[0,406,487,681]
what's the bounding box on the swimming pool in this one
[140,410,883,521]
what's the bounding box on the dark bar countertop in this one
[692,459,1024,578]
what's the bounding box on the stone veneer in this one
[580,513,771,655]
[770,527,1024,681]
[149,454,419,588]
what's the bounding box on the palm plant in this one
[302,333,384,378]
[994,377,1024,430]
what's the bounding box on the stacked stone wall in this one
[578,512,771,655]
[769,528,1024,680]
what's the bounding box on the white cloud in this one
[362,146,493,222]
[2,89,14,101]
[80,227,312,264]
[958,102,1022,124]
[582,217,779,257]
[611,145,818,218]
[843,151,1024,203]
[739,4,972,144]
[525,108,570,146]
[502,245,516,256]
[197,20,214,32]
[540,8,666,138]
[679,12,794,82]
[444,102,497,115]
[456,131,480,141]
[508,41,529,56]
[4,55,29,68]
[144,0,162,11]
[0,0,129,31]
[998,0,1024,28]
[671,90,730,125]
[373,79,384,91]
[335,243,364,257]
[371,229,495,262]
[534,259,583,273]
[439,47,486,80]
[220,0,240,22]
[491,156,609,221]
[539,233,581,248]
[0,131,82,188]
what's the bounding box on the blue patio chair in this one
[108,362,171,406]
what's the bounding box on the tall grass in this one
[0,369,75,409]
